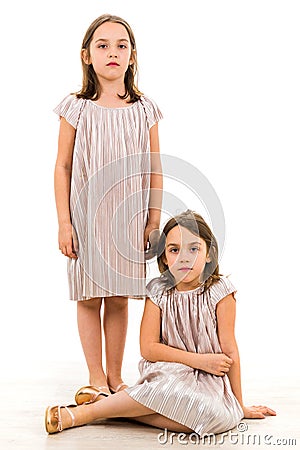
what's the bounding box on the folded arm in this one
[140,298,232,376]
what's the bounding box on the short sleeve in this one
[140,96,163,128]
[146,277,167,308]
[208,277,237,310]
[53,94,86,129]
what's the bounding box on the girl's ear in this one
[162,255,168,266]
[129,49,135,66]
[81,49,90,65]
[206,254,211,263]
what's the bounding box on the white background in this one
[1,0,299,385]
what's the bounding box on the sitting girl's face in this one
[164,225,211,291]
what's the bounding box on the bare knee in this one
[77,297,102,312]
[104,296,128,312]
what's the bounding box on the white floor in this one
[0,361,299,449]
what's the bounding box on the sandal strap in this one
[94,386,110,400]
[109,382,128,393]
[64,406,75,427]
[115,382,127,392]
[97,385,110,391]
[57,405,76,431]
[96,386,110,395]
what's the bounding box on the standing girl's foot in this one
[89,371,109,389]
[106,375,128,394]
[75,385,111,405]
[108,382,128,394]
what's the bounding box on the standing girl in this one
[54,14,163,396]
[46,210,276,435]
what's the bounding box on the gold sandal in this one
[45,405,76,434]
[75,385,110,405]
[108,382,128,394]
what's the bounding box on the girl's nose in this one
[108,48,118,58]
[179,251,190,262]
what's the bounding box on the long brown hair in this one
[157,210,221,292]
[76,14,142,102]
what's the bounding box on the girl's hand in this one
[242,405,277,419]
[144,223,160,259]
[195,353,233,376]
[58,223,78,259]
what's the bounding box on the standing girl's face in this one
[164,225,211,291]
[82,21,133,84]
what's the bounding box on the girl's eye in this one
[169,248,179,253]
[98,44,107,49]
[119,44,127,49]
[190,247,200,252]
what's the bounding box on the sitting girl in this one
[45,210,276,435]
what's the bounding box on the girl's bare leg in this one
[77,298,108,388]
[132,415,193,433]
[60,391,193,432]
[103,296,128,389]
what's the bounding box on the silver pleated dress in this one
[54,95,162,301]
[126,276,244,436]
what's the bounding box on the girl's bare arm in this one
[144,123,162,248]
[54,117,77,258]
[217,294,243,405]
[217,294,276,418]
[140,298,232,375]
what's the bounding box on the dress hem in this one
[69,294,146,302]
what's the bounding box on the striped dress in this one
[126,276,244,436]
[54,95,162,301]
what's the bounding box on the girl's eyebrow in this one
[95,38,129,43]
[166,241,201,248]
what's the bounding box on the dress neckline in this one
[174,284,204,294]
[87,99,139,110]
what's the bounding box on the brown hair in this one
[157,210,221,292]
[76,14,142,102]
